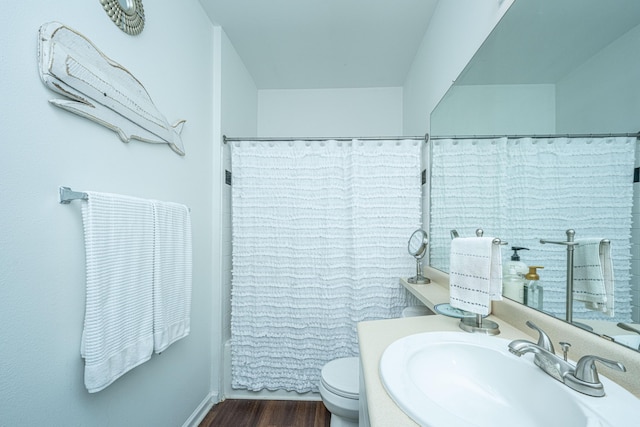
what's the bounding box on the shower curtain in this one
[430,136,636,321]
[230,139,422,392]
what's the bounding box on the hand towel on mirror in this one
[80,191,155,393]
[152,200,192,353]
[449,237,502,316]
[573,238,614,316]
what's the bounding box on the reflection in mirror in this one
[428,0,640,351]
[117,0,135,14]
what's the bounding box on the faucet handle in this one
[559,342,571,361]
[574,355,626,384]
[525,320,555,354]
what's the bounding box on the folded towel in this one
[449,237,502,316]
[152,200,192,353]
[573,238,614,316]
[80,191,155,393]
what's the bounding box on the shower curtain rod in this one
[224,132,638,144]
[222,134,428,144]
[429,132,640,140]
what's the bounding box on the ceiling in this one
[199,0,440,90]
[456,0,640,85]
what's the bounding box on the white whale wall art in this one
[38,22,186,156]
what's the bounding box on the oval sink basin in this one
[380,331,640,427]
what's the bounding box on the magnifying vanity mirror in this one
[100,0,145,35]
[428,0,640,352]
[407,229,430,284]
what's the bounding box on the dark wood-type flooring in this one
[199,399,331,427]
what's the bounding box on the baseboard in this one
[182,391,219,427]
[223,387,322,401]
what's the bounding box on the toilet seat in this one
[321,357,359,400]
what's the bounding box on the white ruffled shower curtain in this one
[230,139,422,392]
[430,136,636,321]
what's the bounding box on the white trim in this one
[182,391,218,427]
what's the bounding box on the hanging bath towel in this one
[152,200,193,353]
[449,237,502,316]
[573,238,614,316]
[80,191,155,393]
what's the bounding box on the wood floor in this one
[199,399,331,427]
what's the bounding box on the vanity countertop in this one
[357,268,640,427]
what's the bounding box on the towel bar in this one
[450,228,508,246]
[59,186,88,204]
[58,186,192,212]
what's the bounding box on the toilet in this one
[401,305,432,317]
[319,356,360,427]
[319,306,430,426]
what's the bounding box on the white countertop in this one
[357,269,640,426]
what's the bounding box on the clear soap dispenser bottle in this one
[502,265,525,303]
[503,247,528,303]
[503,247,529,279]
[526,266,544,310]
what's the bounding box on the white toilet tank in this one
[320,357,360,427]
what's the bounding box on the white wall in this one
[257,87,403,137]
[430,84,556,135]
[218,28,259,397]
[556,23,640,134]
[402,0,514,136]
[0,1,218,426]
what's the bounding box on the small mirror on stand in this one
[407,229,430,284]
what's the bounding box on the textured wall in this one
[0,1,217,425]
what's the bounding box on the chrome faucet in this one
[508,321,626,397]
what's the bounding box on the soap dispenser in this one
[502,264,525,304]
[503,247,528,301]
[526,266,544,310]
[504,247,529,279]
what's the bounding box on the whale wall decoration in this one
[38,22,186,156]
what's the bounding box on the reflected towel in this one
[80,192,155,393]
[449,237,502,316]
[152,200,192,353]
[573,238,614,316]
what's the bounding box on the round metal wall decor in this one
[100,0,145,35]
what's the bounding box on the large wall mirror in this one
[429,0,640,352]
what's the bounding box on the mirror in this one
[407,229,430,284]
[117,0,135,14]
[100,0,145,35]
[429,0,640,351]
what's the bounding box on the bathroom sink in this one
[612,334,640,350]
[379,331,640,427]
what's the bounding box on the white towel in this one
[80,191,155,393]
[573,238,614,316]
[449,237,502,316]
[152,201,192,353]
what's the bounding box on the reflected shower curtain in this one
[230,139,422,392]
[430,136,636,321]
